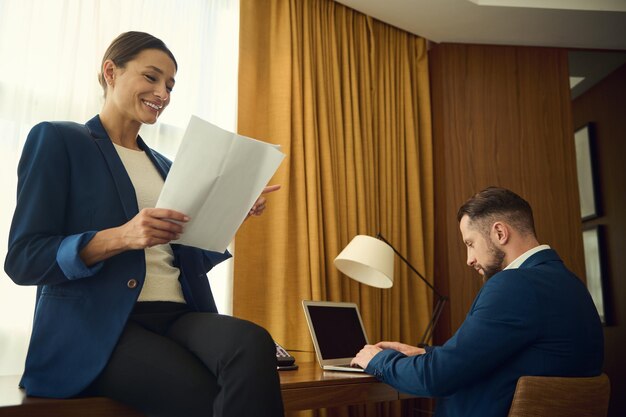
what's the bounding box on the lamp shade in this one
[334,235,394,288]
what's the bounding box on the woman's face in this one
[107,49,176,125]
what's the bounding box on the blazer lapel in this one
[85,115,139,220]
[137,136,170,179]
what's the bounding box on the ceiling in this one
[334,0,626,98]
[334,0,626,50]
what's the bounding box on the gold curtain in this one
[236,0,433,413]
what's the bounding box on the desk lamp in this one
[334,233,447,346]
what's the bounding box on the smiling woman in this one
[3,28,283,416]
[99,44,178,144]
[0,0,240,382]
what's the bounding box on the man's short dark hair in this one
[457,187,536,237]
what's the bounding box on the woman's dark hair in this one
[457,186,536,237]
[98,31,177,96]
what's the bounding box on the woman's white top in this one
[113,143,185,303]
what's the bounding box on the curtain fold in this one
[236,1,433,412]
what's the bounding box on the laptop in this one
[302,300,368,372]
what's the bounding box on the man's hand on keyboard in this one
[375,341,426,356]
[350,344,382,370]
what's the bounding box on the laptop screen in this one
[306,303,368,359]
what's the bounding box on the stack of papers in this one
[156,115,285,252]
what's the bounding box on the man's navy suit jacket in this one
[4,116,230,398]
[366,249,604,417]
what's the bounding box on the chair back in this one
[507,373,610,417]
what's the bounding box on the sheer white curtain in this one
[0,0,239,376]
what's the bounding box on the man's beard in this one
[480,241,506,281]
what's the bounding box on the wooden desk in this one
[0,354,405,415]
[280,353,406,411]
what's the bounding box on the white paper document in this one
[156,115,285,252]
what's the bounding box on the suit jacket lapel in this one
[85,115,139,220]
[137,136,170,179]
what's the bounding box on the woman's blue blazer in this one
[4,115,230,398]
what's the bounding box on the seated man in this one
[351,186,604,417]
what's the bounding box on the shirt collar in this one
[504,244,551,270]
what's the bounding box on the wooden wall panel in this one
[429,43,584,339]
[572,62,626,417]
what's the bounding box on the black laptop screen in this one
[307,305,367,359]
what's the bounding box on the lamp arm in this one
[376,233,444,298]
[420,295,447,346]
[376,232,448,346]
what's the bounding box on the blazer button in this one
[127,279,138,289]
